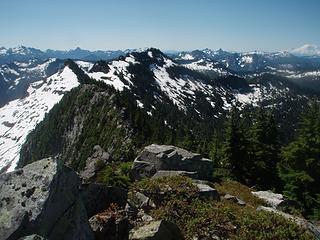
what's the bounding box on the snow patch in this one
[181,53,194,60]
[76,61,94,72]
[88,58,135,91]
[240,56,253,64]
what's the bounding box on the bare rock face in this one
[132,144,213,181]
[129,220,183,240]
[0,158,93,240]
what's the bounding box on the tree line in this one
[210,103,320,220]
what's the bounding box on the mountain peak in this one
[73,47,84,52]
[128,48,167,60]
[291,44,320,56]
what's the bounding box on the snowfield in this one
[87,56,136,91]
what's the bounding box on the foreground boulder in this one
[0,158,93,240]
[132,144,213,181]
[129,220,183,240]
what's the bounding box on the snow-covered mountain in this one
[83,49,310,111]
[0,47,319,172]
[0,65,80,171]
[291,44,320,57]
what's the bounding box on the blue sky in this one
[0,0,319,51]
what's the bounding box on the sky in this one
[0,0,319,52]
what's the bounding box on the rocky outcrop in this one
[252,190,297,211]
[129,220,183,240]
[80,145,110,182]
[0,158,93,240]
[132,144,213,181]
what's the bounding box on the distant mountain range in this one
[1,44,320,65]
[0,45,128,64]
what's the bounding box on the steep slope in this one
[0,65,79,172]
[18,84,134,170]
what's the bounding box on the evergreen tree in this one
[209,130,221,166]
[249,108,280,189]
[279,101,320,219]
[221,108,250,182]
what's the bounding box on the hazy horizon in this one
[1,0,320,52]
[1,44,319,54]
